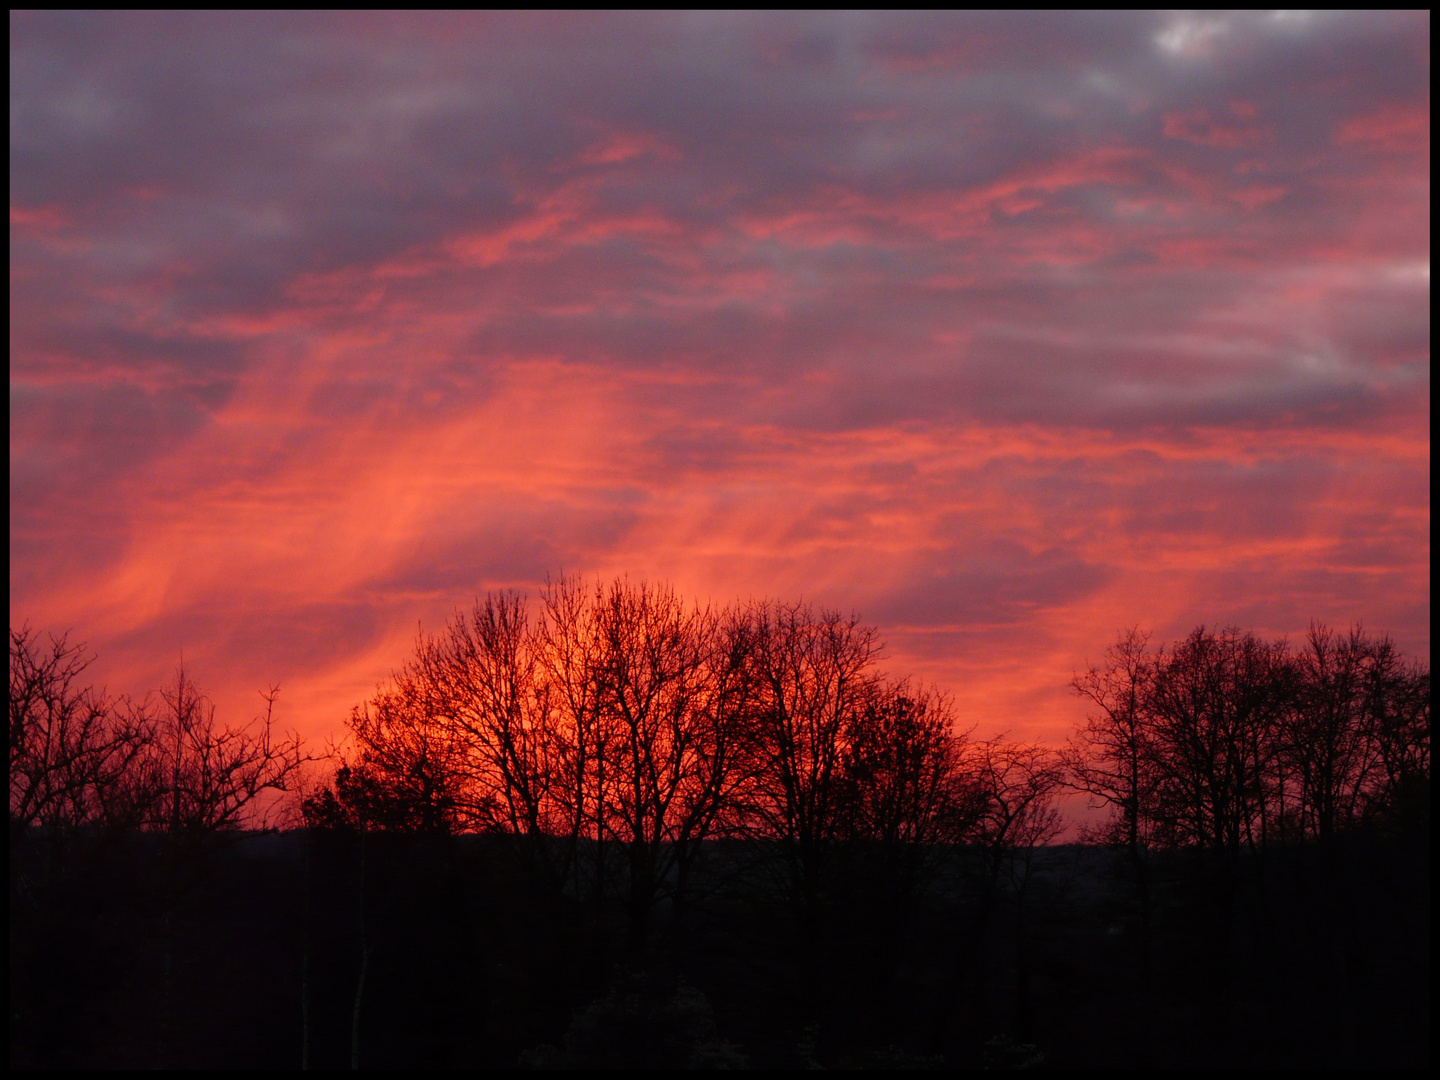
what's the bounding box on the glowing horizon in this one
[10,12,1429,750]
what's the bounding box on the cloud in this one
[10,11,1429,744]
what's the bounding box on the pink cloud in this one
[1161,107,1269,149]
[9,11,1429,755]
[1336,104,1430,151]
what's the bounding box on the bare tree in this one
[1145,627,1289,854]
[1063,627,1159,854]
[1283,624,1384,842]
[953,737,1065,1043]
[1061,627,1164,1015]
[970,738,1066,879]
[587,579,744,950]
[9,624,153,831]
[307,685,475,835]
[1361,636,1430,824]
[534,575,610,904]
[318,577,761,949]
[417,592,568,865]
[741,600,882,976]
[137,663,307,835]
[663,600,761,920]
[841,680,973,906]
[1067,622,1430,853]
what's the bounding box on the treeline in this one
[301,578,1070,947]
[1067,624,1429,854]
[8,580,1431,1067]
[12,578,1427,866]
[304,581,1428,870]
[9,625,306,837]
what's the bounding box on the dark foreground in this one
[10,821,1429,1069]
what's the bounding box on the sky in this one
[10,11,1430,752]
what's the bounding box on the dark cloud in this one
[12,13,1428,403]
[873,542,1112,629]
[372,503,642,598]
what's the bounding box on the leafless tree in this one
[1063,627,1160,854]
[742,600,882,922]
[952,737,1065,1042]
[1284,624,1385,841]
[9,624,153,831]
[137,662,307,835]
[534,575,610,903]
[310,577,762,948]
[969,738,1066,880]
[308,682,475,835]
[1068,622,1430,853]
[1361,635,1430,822]
[10,626,308,837]
[664,600,761,916]
[1144,627,1289,854]
[841,680,973,906]
[586,579,749,949]
[1060,627,1165,1010]
[413,594,560,845]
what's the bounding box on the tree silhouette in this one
[10,630,304,838]
[307,681,474,835]
[1284,624,1385,842]
[1144,626,1289,853]
[1064,626,1159,853]
[420,593,554,834]
[1068,621,1431,853]
[139,663,306,836]
[587,579,752,950]
[9,625,152,831]
[533,574,613,904]
[970,738,1065,882]
[843,681,969,848]
[7,597,1433,1070]
[840,680,974,908]
[743,601,881,919]
[1358,634,1430,831]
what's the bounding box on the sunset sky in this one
[10,11,1430,751]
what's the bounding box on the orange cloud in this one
[10,11,1429,762]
